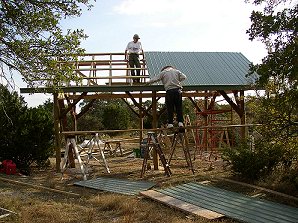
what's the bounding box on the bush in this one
[0,85,54,174]
[222,139,284,180]
[14,107,54,172]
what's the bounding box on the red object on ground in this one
[1,160,17,175]
[6,162,16,175]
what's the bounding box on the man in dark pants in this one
[125,34,143,83]
[147,65,187,128]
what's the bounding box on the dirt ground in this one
[1,141,298,223]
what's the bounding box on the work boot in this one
[167,124,174,129]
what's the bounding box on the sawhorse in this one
[103,139,123,157]
[168,128,195,174]
[141,132,172,178]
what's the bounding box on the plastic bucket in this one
[133,148,141,158]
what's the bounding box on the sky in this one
[20,0,268,107]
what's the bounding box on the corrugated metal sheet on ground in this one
[155,182,298,223]
[74,177,156,195]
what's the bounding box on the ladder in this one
[141,132,172,178]
[61,134,110,180]
[61,136,87,180]
[83,133,110,173]
[168,128,195,174]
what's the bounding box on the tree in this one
[246,0,297,92]
[102,104,130,135]
[246,0,297,149]
[223,1,298,183]
[0,85,54,174]
[0,85,27,161]
[0,0,94,89]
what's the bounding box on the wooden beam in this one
[64,92,215,100]
[122,98,139,117]
[218,90,242,116]
[240,90,246,139]
[187,97,203,113]
[76,99,96,120]
[59,92,87,118]
[0,177,80,197]
[125,91,152,117]
[53,93,61,172]
[152,91,159,170]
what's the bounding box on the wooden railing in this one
[58,52,149,87]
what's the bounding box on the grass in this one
[0,141,297,223]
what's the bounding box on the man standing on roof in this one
[147,66,187,128]
[125,34,143,83]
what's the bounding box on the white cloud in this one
[113,0,256,30]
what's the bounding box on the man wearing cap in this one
[147,66,187,128]
[125,34,143,83]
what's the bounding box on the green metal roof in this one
[144,51,257,87]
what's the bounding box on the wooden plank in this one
[140,190,224,220]
[0,207,16,219]
[0,177,80,197]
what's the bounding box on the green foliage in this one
[0,0,94,88]
[182,98,196,123]
[0,85,27,160]
[78,99,132,132]
[15,106,54,172]
[247,92,298,164]
[102,104,130,134]
[222,139,284,180]
[240,0,298,183]
[0,85,54,173]
[246,0,297,91]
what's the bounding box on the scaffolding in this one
[194,99,234,161]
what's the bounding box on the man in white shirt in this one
[147,66,187,128]
[125,34,143,83]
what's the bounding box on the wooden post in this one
[240,90,246,139]
[152,91,159,170]
[203,92,208,150]
[53,93,61,172]
[139,93,143,144]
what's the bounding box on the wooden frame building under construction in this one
[20,51,258,173]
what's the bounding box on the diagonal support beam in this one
[60,92,87,118]
[121,98,139,117]
[218,90,242,117]
[125,91,152,117]
[76,99,96,120]
[187,97,203,113]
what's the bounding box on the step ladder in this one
[61,134,110,180]
[82,133,110,173]
[141,132,172,178]
[61,135,87,180]
[168,128,195,174]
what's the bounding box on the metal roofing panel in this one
[144,52,257,87]
[156,182,298,223]
[74,177,156,195]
